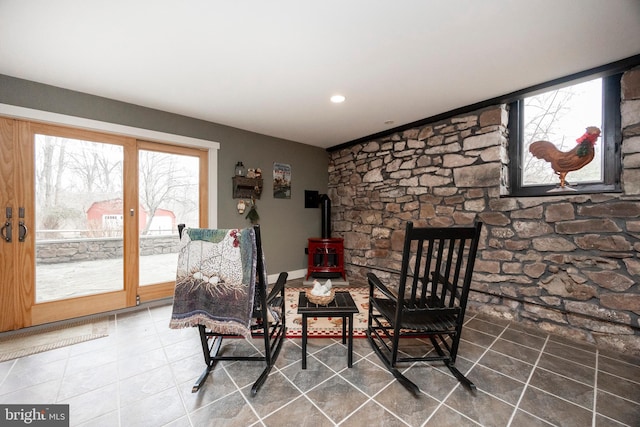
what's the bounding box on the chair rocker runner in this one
[169,225,287,396]
[367,221,482,395]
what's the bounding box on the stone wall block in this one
[371,227,391,239]
[577,202,640,218]
[398,176,418,187]
[453,163,501,188]
[622,99,640,128]
[424,142,462,155]
[513,221,553,238]
[575,234,632,251]
[491,227,516,239]
[479,107,507,127]
[622,135,640,154]
[488,238,504,249]
[556,219,622,234]
[363,168,384,183]
[622,168,640,195]
[565,300,632,325]
[568,315,634,334]
[365,249,389,259]
[407,139,425,149]
[475,260,501,273]
[453,211,477,225]
[503,262,523,274]
[483,249,513,261]
[522,304,566,323]
[585,270,635,291]
[475,272,532,284]
[622,67,640,100]
[480,146,502,162]
[418,126,434,140]
[402,128,420,139]
[464,199,486,212]
[511,206,543,219]
[488,197,519,212]
[600,293,640,313]
[462,133,501,151]
[418,173,453,187]
[623,152,640,168]
[442,154,476,168]
[343,232,372,250]
[428,216,455,227]
[505,240,530,251]
[544,203,575,222]
[479,212,510,226]
[623,258,640,276]
[523,262,546,278]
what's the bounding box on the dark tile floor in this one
[1,299,639,426]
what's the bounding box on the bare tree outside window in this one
[138,150,199,235]
[35,135,123,238]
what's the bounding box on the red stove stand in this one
[306,238,345,280]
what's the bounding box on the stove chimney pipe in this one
[320,194,331,238]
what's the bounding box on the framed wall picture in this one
[273,162,291,199]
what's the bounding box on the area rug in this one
[0,317,110,362]
[285,287,369,338]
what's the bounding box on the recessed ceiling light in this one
[384,120,395,125]
[330,95,346,103]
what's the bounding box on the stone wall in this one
[328,67,640,355]
[36,235,180,264]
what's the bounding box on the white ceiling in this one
[1,1,640,149]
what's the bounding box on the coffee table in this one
[297,290,359,369]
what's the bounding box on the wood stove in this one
[306,237,345,280]
[305,193,346,280]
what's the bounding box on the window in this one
[508,74,621,197]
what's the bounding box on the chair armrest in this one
[367,272,397,302]
[266,272,288,305]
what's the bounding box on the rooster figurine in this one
[528,126,601,188]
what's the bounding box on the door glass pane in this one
[35,134,124,302]
[139,149,200,286]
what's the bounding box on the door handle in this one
[1,207,12,242]
[18,222,27,242]
[1,221,11,242]
[18,207,27,242]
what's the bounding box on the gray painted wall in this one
[0,74,328,276]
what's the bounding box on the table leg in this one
[341,315,347,344]
[302,314,308,369]
[347,314,353,368]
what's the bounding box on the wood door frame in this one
[0,117,212,330]
[28,122,137,325]
[135,140,209,303]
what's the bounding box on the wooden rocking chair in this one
[170,224,287,396]
[367,221,482,395]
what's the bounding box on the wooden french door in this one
[0,118,207,332]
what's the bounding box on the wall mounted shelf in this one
[232,176,263,199]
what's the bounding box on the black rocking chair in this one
[366,221,482,395]
[172,224,287,396]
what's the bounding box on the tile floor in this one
[1,298,639,426]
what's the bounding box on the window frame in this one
[508,73,622,197]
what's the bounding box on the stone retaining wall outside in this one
[36,235,180,263]
[328,67,640,355]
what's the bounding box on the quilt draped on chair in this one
[169,228,257,338]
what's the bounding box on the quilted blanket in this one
[169,228,257,338]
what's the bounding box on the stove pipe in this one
[320,194,331,238]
